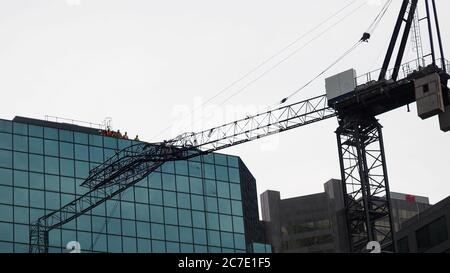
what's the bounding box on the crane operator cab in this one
[325,68,450,132]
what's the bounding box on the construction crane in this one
[30,0,449,253]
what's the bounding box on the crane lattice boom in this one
[30,94,335,252]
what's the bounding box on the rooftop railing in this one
[44,115,108,131]
[354,56,449,87]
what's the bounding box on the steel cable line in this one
[199,0,360,108]
[148,0,361,141]
[216,1,367,107]
[167,0,390,133]
[277,0,394,105]
[366,0,393,35]
[279,40,362,104]
[178,1,368,132]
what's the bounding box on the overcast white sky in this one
[0,0,449,206]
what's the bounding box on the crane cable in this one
[279,40,362,104]
[209,2,367,109]
[278,0,393,105]
[149,0,362,141]
[366,0,393,35]
[195,0,360,108]
[171,1,368,134]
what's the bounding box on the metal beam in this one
[425,0,436,66]
[392,0,419,81]
[431,0,446,71]
[379,0,410,81]
[336,117,396,253]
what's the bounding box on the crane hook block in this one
[360,32,371,42]
[280,98,287,104]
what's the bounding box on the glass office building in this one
[0,116,270,253]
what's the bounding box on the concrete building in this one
[260,179,431,253]
[396,195,450,253]
[261,179,348,253]
[390,192,431,232]
[0,116,270,253]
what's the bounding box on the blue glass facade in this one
[0,117,270,253]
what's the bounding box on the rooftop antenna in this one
[102,117,113,131]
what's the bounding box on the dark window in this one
[207,230,221,246]
[148,172,162,189]
[188,161,201,178]
[161,161,174,173]
[215,165,228,181]
[0,150,12,168]
[44,128,58,140]
[150,205,164,223]
[0,168,13,186]
[0,185,13,204]
[191,195,204,211]
[89,135,103,147]
[234,233,245,250]
[13,123,28,135]
[59,130,73,142]
[190,177,203,195]
[103,136,117,149]
[178,209,192,227]
[0,133,12,149]
[177,193,190,209]
[89,146,103,163]
[149,189,162,205]
[75,161,89,178]
[214,154,227,166]
[165,225,179,241]
[193,228,206,245]
[205,179,217,196]
[151,223,165,240]
[204,164,215,179]
[0,222,13,241]
[175,161,188,176]
[13,135,28,152]
[176,175,189,193]
[397,236,409,253]
[0,120,12,133]
[227,156,239,168]
[163,191,176,207]
[161,173,175,191]
[29,154,44,173]
[14,152,28,171]
[44,156,59,175]
[60,142,74,159]
[218,198,231,214]
[29,137,43,154]
[29,125,43,137]
[106,218,121,235]
[136,222,150,238]
[416,216,448,252]
[221,232,234,248]
[179,227,193,243]
[217,182,230,198]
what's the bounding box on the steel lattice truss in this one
[168,94,335,152]
[336,117,395,253]
[30,94,335,253]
